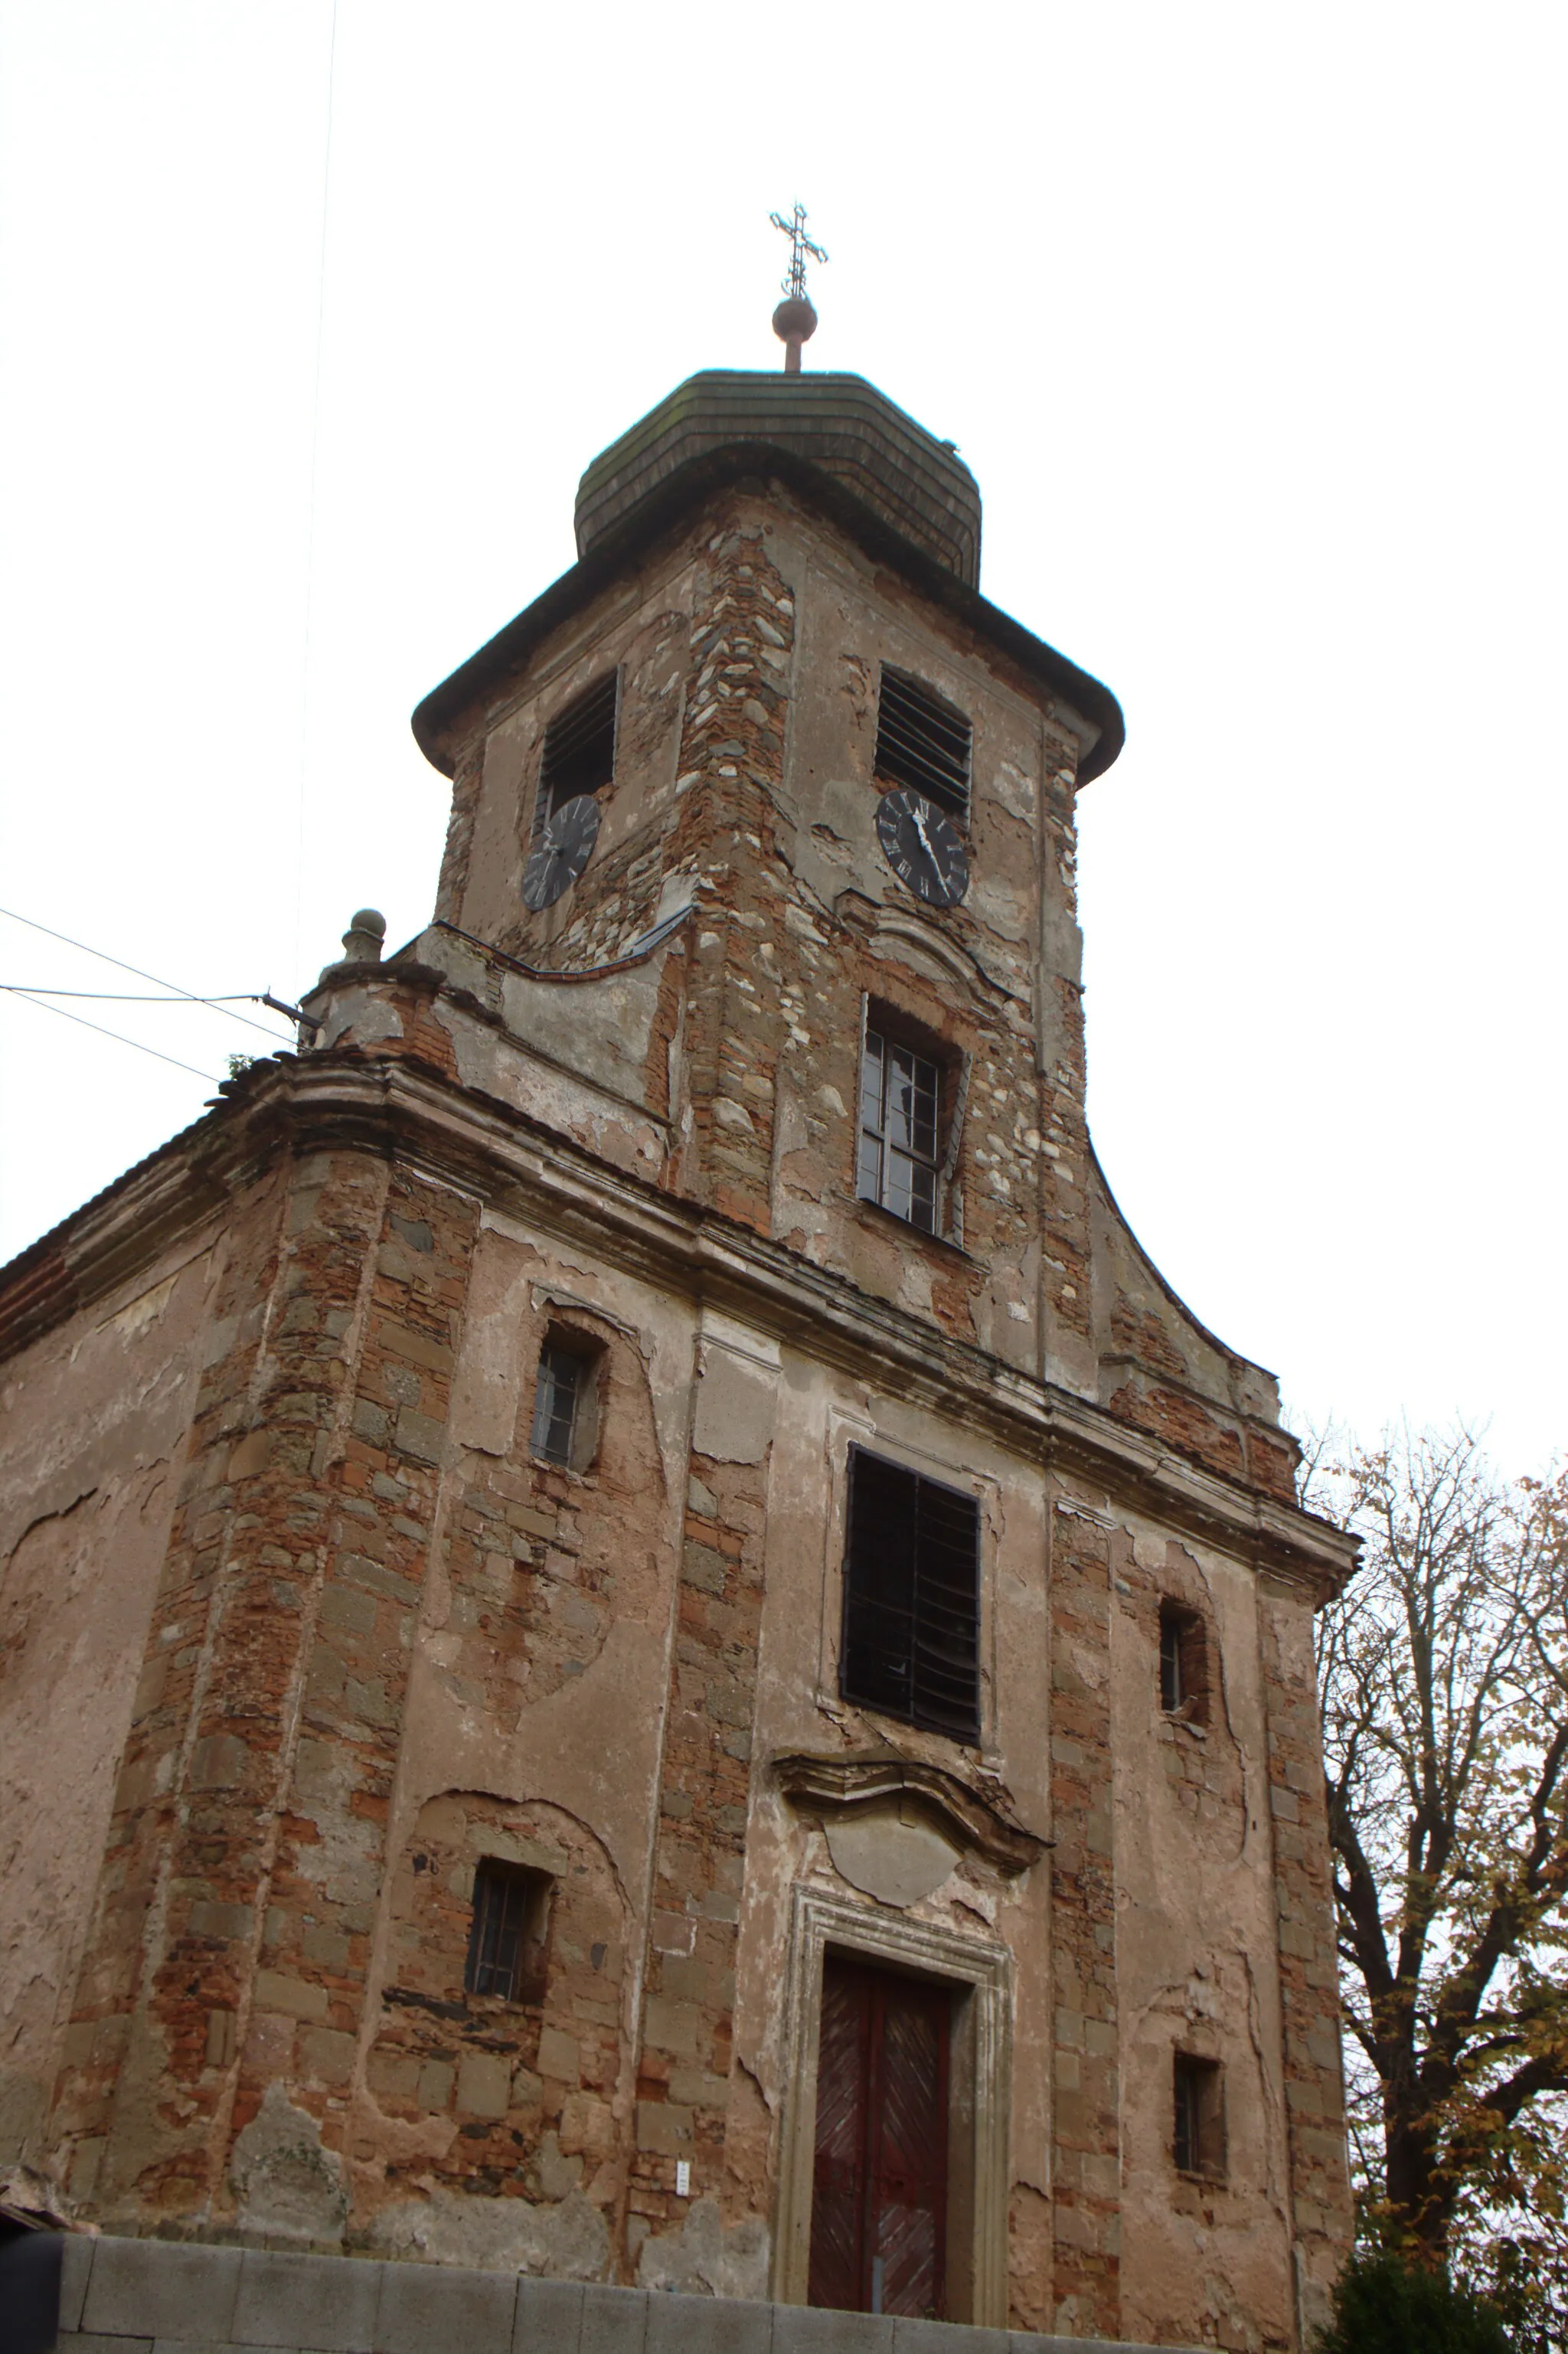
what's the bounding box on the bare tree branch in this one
[1313,1426,1568,2263]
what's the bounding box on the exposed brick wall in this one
[661,516,796,1234]
[1122,1549,1245,1829]
[50,1150,389,2213]
[47,1155,484,2229]
[1257,1584,1354,2333]
[230,1168,481,2178]
[1036,769,1094,1362]
[364,1791,625,2207]
[1047,1499,1122,2340]
[436,1303,658,1712]
[626,1447,767,2263]
[9,454,1357,2346]
[434,741,485,928]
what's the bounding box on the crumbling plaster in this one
[1109,1513,1299,2352]
[0,1235,220,2168]
[0,447,1352,2348]
[432,479,1289,1472]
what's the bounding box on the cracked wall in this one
[0,461,1349,2348]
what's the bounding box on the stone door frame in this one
[771,1882,1013,2327]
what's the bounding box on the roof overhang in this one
[410,438,1125,785]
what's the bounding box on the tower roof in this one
[575,371,982,587]
[411,368,1124,783]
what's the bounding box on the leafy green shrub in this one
[1315,2247,1514,2353]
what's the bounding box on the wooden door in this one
[808,1953,950,2317]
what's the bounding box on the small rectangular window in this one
[538,671,618,827]
[1158,1600,1209,1723]
[1173,2052,1226,2179]
[465,1859,551,2005]
[858,1027,942,1234]
[531,1342,583,1465]
[841,1447,980,1744]
[874,669,972,821]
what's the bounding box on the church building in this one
[0,289,1355,2351]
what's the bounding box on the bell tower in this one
[407,348,1125,1394]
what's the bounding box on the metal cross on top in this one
[770,201,828,301]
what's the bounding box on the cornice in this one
[774,1751,1050,1876]
[0,1051,1357,1599]
[410,450,1124,786]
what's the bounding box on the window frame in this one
[529,1327,604,1474]
[858,1025,943,1234]
[464,1857,553,2006]
[839,1444,982,1747]
[1172,2050,1227,2181]
[1158,1599,1210,1725]
[854,1001,964,1242]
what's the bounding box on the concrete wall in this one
[53,2235,1197,2354]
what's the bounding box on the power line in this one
[4,987,221,1083]
[294,0,341,980]
[0,904,285,1042]
[1,986,283,1007]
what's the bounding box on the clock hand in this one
[910,802,936,860]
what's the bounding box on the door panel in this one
[808,1960,871,2313]
[808,1954,949,2318]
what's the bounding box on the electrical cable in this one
[3,988,221,1083]
[0,987,283,1006]
[0,904,286,1041]
[293,0,340,979]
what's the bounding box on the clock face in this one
[874,787,969,907]
[521,793,602,911]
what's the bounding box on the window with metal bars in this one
[841,1447,981,1744]
[536,672,618,832]
[464,1859,552,2005]
[873,669,972,821]
[530,1333,600,1470]
[858,1025,944,1235]
[1173,2052,1226,2179]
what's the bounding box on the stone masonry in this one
[0,365,1355,2349]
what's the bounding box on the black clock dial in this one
[874,786,969,907]
[521,793,602,911]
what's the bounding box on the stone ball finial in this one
[341,908,386,964]
[772,296,818,374]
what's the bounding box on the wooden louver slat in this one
[540,672,618,819]
[841,1447,980,1743]
[874,669,972,819]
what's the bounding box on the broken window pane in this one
[858,1027,942,1235]
[531,1342,583,1466]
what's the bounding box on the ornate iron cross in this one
[769,202,828,301]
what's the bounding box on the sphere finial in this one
[772,294,818,374]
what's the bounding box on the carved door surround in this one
[772,1882,1015,2326]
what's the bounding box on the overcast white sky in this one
[1,2,1563,1471]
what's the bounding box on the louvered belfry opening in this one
[808,1954,951,2319]
[873,668,972,821]
[537,671,618,829]
[841,1448,981,1744]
